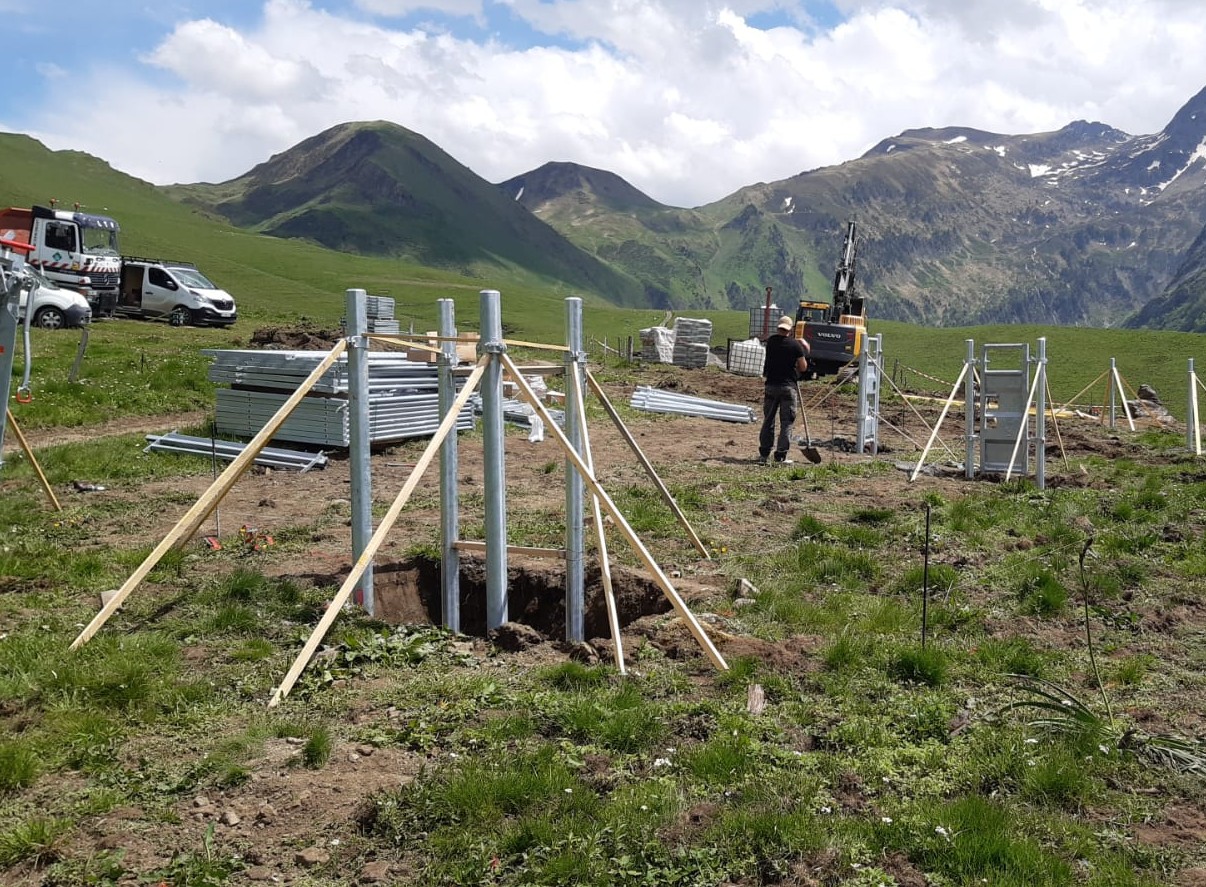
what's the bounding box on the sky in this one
[4,0,1206,208]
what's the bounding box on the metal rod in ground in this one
[347,287,374,614]
[922,504,931,649]
[564,296,586,643]
[481,289,508,630]
[965,339,977,479]
[1190,359,1201,456]
[438,298,461,632]
[210,426,220,539]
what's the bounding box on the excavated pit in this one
[372,554,673,640]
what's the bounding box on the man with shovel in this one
[758,316,815,464]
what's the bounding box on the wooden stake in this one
[880,368,959,460]
[570,362,626,674]
[508,355,727,670]
[1056,369,1108,417]
[1045,376,1070,472]
[269,357,488,706]
[1112,365,1135,431]
[5,409,61,511]
[71,339,348,650]
[584,370,711,560]
[910,363,969,482]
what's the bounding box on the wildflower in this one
[1024,737,1038,744]
[640,805,649,811]
[820,806,832,814]
[564,788,573,794]
[653,757,671,768]
[881,816,893,824]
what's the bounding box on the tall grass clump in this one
[1015,567,1068,617]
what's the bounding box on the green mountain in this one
[501,87,1206,329]
[166,121,647,307]
[0,131,661,343]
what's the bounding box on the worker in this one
[758,315,809,464]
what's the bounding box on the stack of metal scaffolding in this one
[629,386,755,423]
[204,349,475,447]
[341,294,400,335]
[144,431,329,471]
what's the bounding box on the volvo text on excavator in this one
[793,220,866,377]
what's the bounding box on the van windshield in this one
[170,267,217,289]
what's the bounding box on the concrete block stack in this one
[671,317,712,369]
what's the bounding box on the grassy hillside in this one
[3,132,1203,429]
[0,134,650,343]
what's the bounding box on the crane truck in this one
[0,203,121,316]
[793,220,866,377]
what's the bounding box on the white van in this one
[118,258,237,327]
[17,266,92,329]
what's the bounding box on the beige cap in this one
[777,315,794,331]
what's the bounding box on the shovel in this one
[794,380,822,463]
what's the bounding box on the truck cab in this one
[118,258,237,327]
[0,205,121,316]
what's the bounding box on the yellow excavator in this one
[793,220,866,377]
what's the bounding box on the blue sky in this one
[4,0,1206,207]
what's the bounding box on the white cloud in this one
[18,0,1206,206]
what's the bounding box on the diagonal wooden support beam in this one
[569,362,625,674]
[506,354,727,671]
[71,339,349,650]
[269,356,489,706]
[584,369,711,560]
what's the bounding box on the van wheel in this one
[169,306,194,327]
[33,307,66,330]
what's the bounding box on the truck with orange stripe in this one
[0,203,121,316]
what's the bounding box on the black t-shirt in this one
[762,334,808,384]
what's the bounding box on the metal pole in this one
[964,339,977,479]
[1036,337,1047,490]
[346,288,374,614]
[438,298,461,632]
[1190,358,1201,456]
[565,297,586,642]
[480,289,508,629]
[1109,358,1117,429]
[922,504,931,649]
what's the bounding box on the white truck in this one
[117,258,237,327]
[0,203,121,316]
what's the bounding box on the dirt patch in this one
[371,554,673,640]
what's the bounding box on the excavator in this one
[793,220,866,377]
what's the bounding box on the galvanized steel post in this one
[345,288,374,614]
[480,290,508,629]
[1190,358,1201,456]
[564,297,586,642]
[438,299,462,631]
[1036,337,1047,490]
[1109,358,1118,429]
[964,339,977,479]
